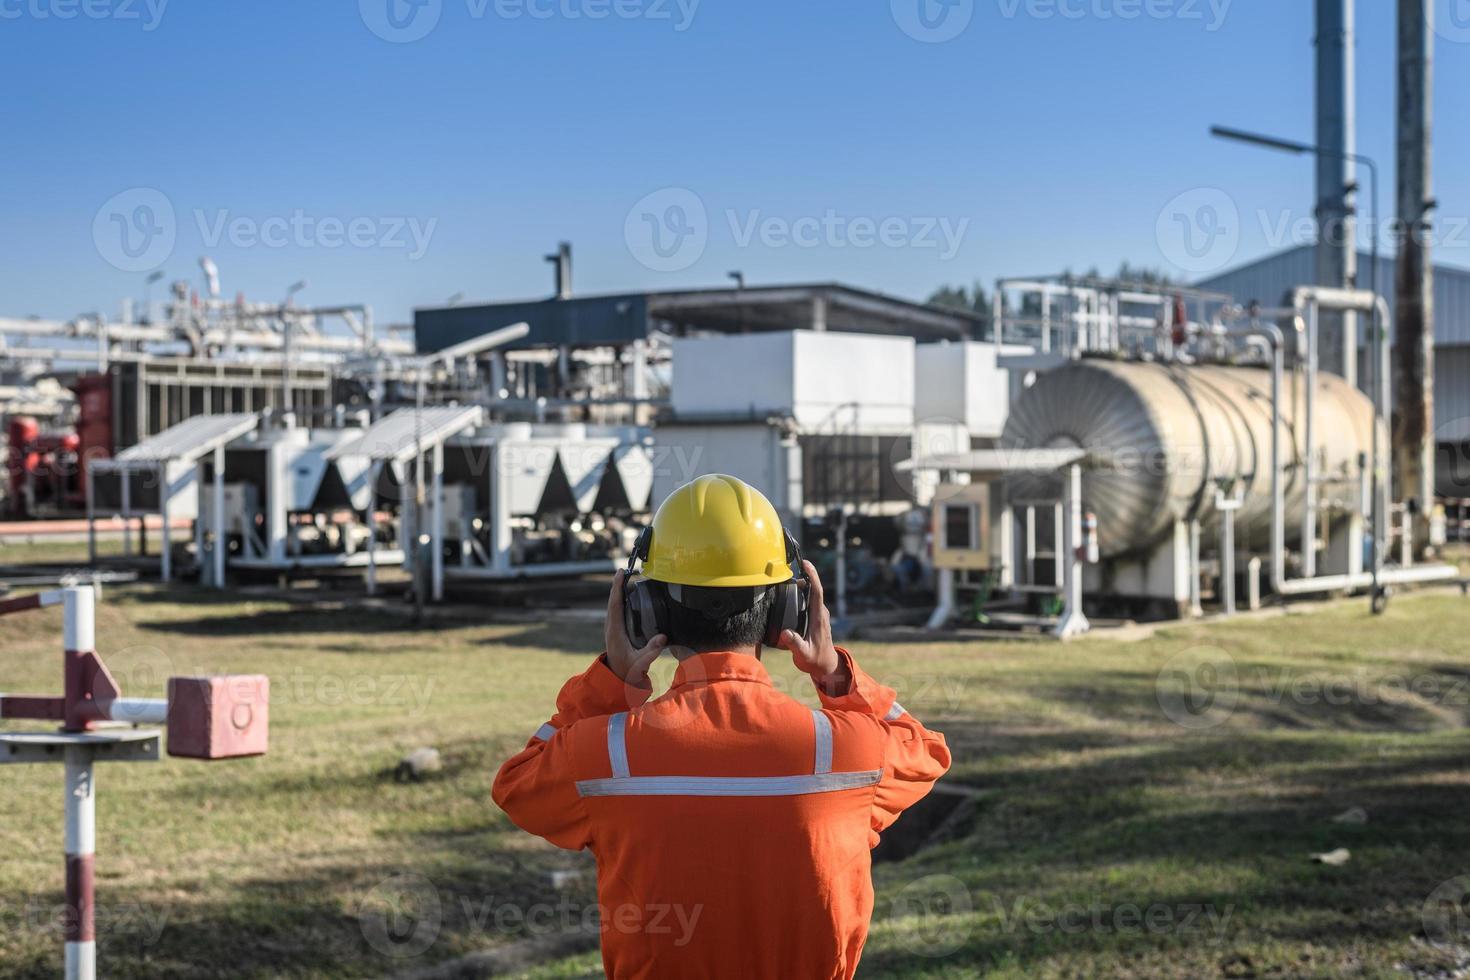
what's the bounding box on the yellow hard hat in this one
[641,475,794,588]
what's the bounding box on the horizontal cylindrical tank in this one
[1001,359,1378,558]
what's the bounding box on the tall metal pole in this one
[1315,0,1358,380]
[1395,0,1436,555]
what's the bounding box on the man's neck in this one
[668,644,761,663]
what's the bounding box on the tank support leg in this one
[1054,465,1090,639]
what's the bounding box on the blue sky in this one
[1,0,1465,326]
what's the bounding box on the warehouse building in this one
[415,282,982,352]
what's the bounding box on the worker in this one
[493,474,951,978]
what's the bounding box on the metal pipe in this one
[105,698,168,725]
[431,441,444,603]
[926,568,955,629]
[212,445,225,590]
[1304,302,1319,577]
[1218,496,1238,615]
[1053,464,1090,639]
[1188,519,1203,617]
[160,477,171,583]
[366,460,379,597]
[120,475,131,559]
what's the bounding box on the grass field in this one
[2,576,1470,978]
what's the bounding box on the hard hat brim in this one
[642,562,793,589]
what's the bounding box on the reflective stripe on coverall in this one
[492,648,952,979]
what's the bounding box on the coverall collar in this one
[670,651,771,690]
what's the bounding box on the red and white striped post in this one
[0,584,269,980]
[61,587,98,980]
[63,743,97,979]
[62,590,97,980]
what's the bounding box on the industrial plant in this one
[6,1,1470,979]
[0,0,1459,641]
[3,232,1459,637]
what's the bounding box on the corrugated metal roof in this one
[1197,244,1470,346]
[113,413,260,463]
[414,283,978,354]
[327,406,484,463]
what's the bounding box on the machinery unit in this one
[441,422,654,580]
[198,419,403,580]
[4,415,81,516]
[654,330,950,616]
[654,330,918,518]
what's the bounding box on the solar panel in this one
[113,414,261,464]
[327,406,484,463]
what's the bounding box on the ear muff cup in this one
[763,527,810,647]
[622,575,669,651]
[762,579,810,648]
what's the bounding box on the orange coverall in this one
[492,648,952,979]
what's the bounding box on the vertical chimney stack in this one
[1395,0,1435,552]
[1314,0,1357,381]
[546,242,573,300]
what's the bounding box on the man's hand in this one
[776,560,851,695]
[605,569,666,688]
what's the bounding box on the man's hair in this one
[662,585,772,652]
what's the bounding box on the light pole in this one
[1210,125,1379,310]
[729,272,746,332]
[1210,124,1388,610]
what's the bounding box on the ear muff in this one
[762,529,810,648]
[622,575,668,650]
[624,525,810,650]
[622,528,669,649]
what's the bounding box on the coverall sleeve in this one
[816,648,952,835]
[491,655,652,850]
